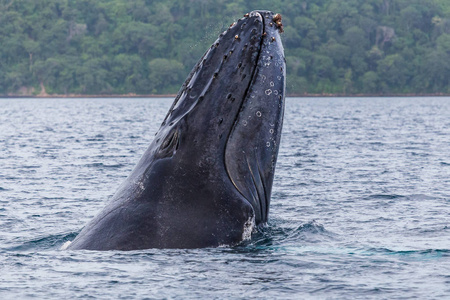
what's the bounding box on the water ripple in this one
[0,97,449,299]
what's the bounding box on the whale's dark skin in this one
[67,10,286,250]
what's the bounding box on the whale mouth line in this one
[224,11,282,225]
[224,11,266,212]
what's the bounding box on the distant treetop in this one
[1,0,449,96]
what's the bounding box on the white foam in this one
[242,215,255,241]
[60,241,72,250]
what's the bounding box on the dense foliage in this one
[1,0,450,95]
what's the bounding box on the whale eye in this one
[157,127,180,158]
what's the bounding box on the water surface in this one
[1,97,449,299]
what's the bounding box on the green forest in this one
[1,0,450,96]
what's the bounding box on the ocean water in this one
[0,97,449,299]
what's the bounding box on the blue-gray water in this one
[1,97,449,299]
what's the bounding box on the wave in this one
[365,194,405,200]
[235,220,337,251]
[366,193,442,200]
[4,232,78,252]
[366,247,450,257]
[84,162,125,169]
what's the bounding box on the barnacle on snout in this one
[272,13,284,33]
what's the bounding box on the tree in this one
[423,35,450,91]
[2,0,450,96]
[377,54,409,92]
[362,71,379,93]
[148,58,185,94]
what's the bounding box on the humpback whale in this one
[67,10,285,250]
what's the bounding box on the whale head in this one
[150,10,286,225]
[67,11,286,250]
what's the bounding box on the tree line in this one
[1,0,450,96]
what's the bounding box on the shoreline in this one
[1,93,450,98]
